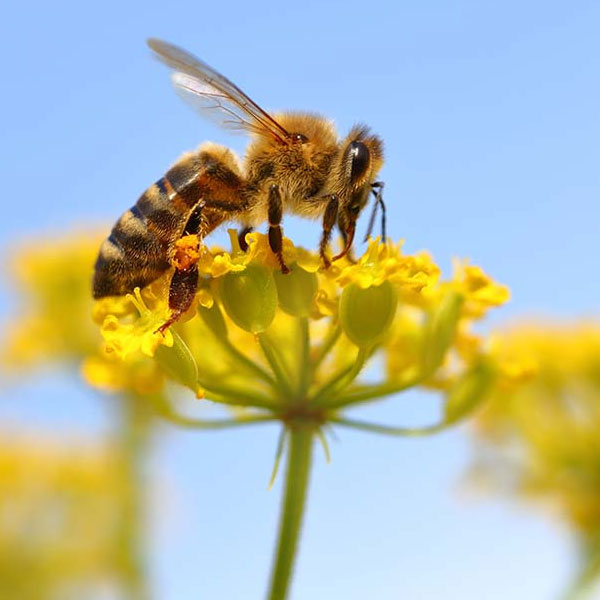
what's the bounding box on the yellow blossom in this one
[2,223,510,600]
[468,322,600,597]
[90,230,507,427]
[1,229,167,396]
[452,260,511,317]
[336,237,440,297]
[100,287,174,358]
[0,431,134,598]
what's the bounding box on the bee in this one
[93,39,386,332]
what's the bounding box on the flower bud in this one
[219,265,277,333]
[340,281,398,347]
[422,291,464,376]
[154,331,199,393]
[273,264,318,317]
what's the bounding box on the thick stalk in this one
[118,396,151,600]
[267,424,314,600]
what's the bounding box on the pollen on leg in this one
[172,235,200,271]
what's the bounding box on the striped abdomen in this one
[93,148,243,298]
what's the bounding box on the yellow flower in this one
[2,232,104,367]
[91,230,507,436]
[468,321,600,595]
[452,260,511,317]
[1,229,166,396]
[336,237,440,297]
[100,287,174,359]
[0,431,132,597]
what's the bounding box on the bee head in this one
[338,126,384,223]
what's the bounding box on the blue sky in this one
[1,1,599,598]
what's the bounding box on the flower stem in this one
[267,424,314,600]
[257,332,294,397]
[297,317,311,399]
[119,397,151,600]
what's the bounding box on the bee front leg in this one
[319,195,339,269]
[267,184,289,274]
[338,220,357,263]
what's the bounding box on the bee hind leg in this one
[156,201,205,334]
[156,266,199,335]
[267,184,289,274]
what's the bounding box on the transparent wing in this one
[148,38,290,143]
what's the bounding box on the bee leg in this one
[267,184,290,274]
[363,182,386,243]
[156,202,205,334]
[332,221,356,262]
[373,181,386,242]
[339,221,358,263]
[319,195,339,269]
[156,265,199,335]
[238,226,254,252]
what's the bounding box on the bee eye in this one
[348,141,371,185]
[291,133,308,144]
[350,205,361,216]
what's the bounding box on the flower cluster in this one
[0,431,135,598]
[2,226,509,600]
[2,231,166,396]
[90,230,509,432]
[468,322,600,597]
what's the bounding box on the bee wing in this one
[148,38,291,143]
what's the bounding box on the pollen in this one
[171,234,201,271]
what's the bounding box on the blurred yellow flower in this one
[0,431,135,599]
[469,321,600,598]
[452,260,511,318]
[1,230,166,396]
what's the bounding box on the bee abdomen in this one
[93,146,244,299]
[93,198,171,298]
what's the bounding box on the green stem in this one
[330,416,447,437]
[312,323,341,371]
[257,332,294,397]
[161,412,275,430]
[297,317,311,399]
[322,369,422,410]
[310,346,369,405]
[119,397,151,600]
[267,424,314,600]
[222,337,278,387]
[198,380,278,409]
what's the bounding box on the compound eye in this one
[348,141,371,185]
[291,133,308,144]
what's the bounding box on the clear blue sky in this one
[1,1,599,598]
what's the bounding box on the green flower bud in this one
[219,265,277,333]
[444,360,495,425]
[273,264,318,317]
[198,302,228,339]
[154,331,199,393]
[340,281,398,347]
[422,291,464,376]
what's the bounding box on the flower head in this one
[90,229,507,436]
[1,230,166,396]
[468,322,600,594]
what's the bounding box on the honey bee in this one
[93,39,386,332]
